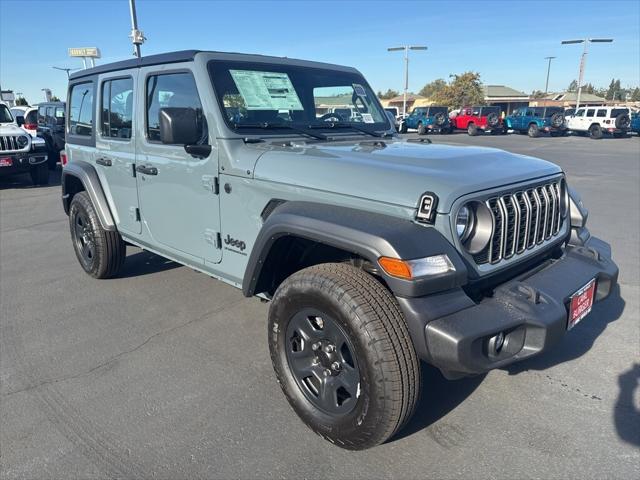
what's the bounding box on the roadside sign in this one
[68,47,101,58]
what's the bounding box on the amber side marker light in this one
[378,254,455,280]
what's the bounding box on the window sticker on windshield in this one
[353,84,367,97]
[361,113,374,123]
[230,70,303,111]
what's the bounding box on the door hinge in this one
[202,175,219,195]
[204,229,222,249]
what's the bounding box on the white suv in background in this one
[565,106,631,139]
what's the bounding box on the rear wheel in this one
[467,123,478,136]
[69,192,126,279]
[589,124,603,139]
[528,123,540,138]
[268,263,420,450]
[29,163,49,185]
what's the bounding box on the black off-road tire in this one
[589,124,603,139]
[528,123,540,138]
[417,122,426,135]
[467,123,478,136]
[29,163,49,185]
[69,191,126,279]
[268,263,421,450]
[399,122,408,134]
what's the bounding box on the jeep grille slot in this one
[475,180,564,265]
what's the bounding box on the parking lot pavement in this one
[1,135,638,479]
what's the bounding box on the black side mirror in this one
[15,115,25,126]
[159,107,200,145]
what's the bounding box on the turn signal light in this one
[379,254,455,280]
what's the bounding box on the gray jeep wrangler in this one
[61,50,618,450]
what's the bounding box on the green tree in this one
[567,80,578,92]
[15,96,28,106]
[418,78,447,99]
[631,87,640,102]
[377,88,399,100]
[51,95,61,102]
[433,72,484,107]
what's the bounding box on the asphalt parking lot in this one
[1,132,639,479]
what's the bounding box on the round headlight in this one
[17,135,29,148]
[456,205,473,241]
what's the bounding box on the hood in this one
[0,123,28,136]
[253,140,561,213]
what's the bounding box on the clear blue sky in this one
[1,0,638,104]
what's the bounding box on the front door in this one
[135,67,221,264]
[94,71,141,234]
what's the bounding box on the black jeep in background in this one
[37,101,66,169]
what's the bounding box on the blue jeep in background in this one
[400,105,450,134]
[630,112,640,136]
[505,106,567,137]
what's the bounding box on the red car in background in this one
[450,105,505,136]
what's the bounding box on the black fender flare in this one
[61,161,116,231]
[242,201,467,298]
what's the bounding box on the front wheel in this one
[528,123,540,138]
[467,124,478,136]
[268,263,420,450]
[417,122,426,135]
[69,191,126,278]
[399,122,408,134]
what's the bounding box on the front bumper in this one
[398,236,618,378]
[0,151,48,176]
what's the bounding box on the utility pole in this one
[387,45,427,117]
[561,38,613,109]
[544,56,556,94]
[129,0,146,58]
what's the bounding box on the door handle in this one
[96,157,112,167]
[135,164,158,176]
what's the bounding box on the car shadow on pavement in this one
[504,285,625,375]
[392,363,485,442]
[117,250,181,278]
[0,168,61,189]
[614,363,640,447]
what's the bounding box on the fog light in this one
[488,331,505,355]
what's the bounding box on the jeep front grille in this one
[475,180,564,265]
[0,135,28,153]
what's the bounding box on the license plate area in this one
[568,278,596,329]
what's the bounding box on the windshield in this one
[427,106,448,115]
[209,60,389,135]
[0,105,13,123]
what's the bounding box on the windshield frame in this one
[207,60,392,138]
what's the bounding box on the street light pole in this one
[129,0,146,58]
[387,45,427,117]
[561,38,613,109]
[544,56,556,94]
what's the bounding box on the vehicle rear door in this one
[135,66,221,264]
[94,70,141,235]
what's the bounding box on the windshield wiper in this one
[308,121,384,138]
[234,122,327,140]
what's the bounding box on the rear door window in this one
[586,109,595,117]
[101,77,134,139]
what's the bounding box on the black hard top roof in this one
[69,49,358,81]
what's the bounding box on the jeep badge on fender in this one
[60,49,618,450]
